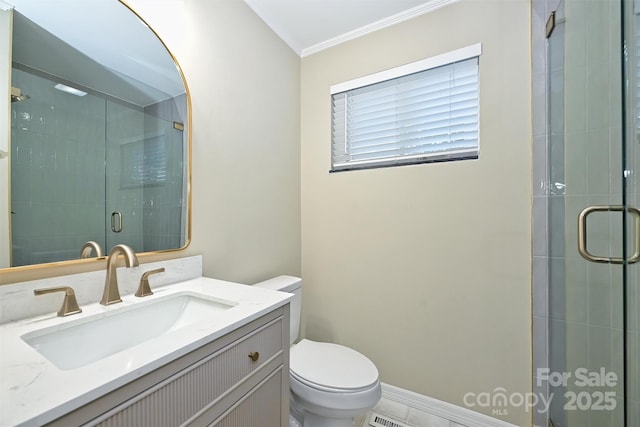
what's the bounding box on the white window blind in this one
[331,44,481,172]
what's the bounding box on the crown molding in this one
[243,0,304,55]
[0,1,14,11]
[300,0,458,58]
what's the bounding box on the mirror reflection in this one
[3,0,190,269]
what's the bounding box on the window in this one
[120,136,167,188]
[331,44,481,172]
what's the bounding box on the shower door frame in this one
[533,0,639,425]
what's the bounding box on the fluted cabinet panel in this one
[210,367,283,427]
[90,317,283,427]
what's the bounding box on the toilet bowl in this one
[290,339,381,426]
[253,276,381,427]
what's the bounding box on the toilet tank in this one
[253,275,301,345]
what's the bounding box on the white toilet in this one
[254,275,381,427]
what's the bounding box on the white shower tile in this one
[564,131,586,195]
[548,69,564,134]
[626,331,639,401]
[587,325,612,372]
[608,60,622,128]
[585,0,609,64]
[533,198,548,257]
[610,329,624,398]
[618,400,636,427]
[586,279,611,327]
[563,195,587,259]
[585,128,610,195]
[532,372,549,427]
[564,67,586,133]
[630,278,640,333]
[588,409,613,427]
[565,321,588,375]
[532,136,547,197]
[548,133,565,195]
[565,259,587,324]
[585,64,610,131]
[533,315,549,372]
[532,72,547,137]
[548,196,565,258]
[564,0,586,67]
[608,126,622,196]
[548,258,566,320]
[548,22,564,72]
[533,256,548,317]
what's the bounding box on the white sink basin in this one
[21,292,237,370]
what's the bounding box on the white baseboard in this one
[379,383,519,427]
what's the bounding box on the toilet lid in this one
[290,339,379,391]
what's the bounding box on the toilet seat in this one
[289,373,381,415]
[290,339,379,392]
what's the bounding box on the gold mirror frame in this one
[1,0,192,276]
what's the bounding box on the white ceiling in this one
[7,0,455,103]
[243,0,455,57]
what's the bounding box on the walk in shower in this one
[533,0,639,425]
[10,66,186,266]
[4,4,190,269]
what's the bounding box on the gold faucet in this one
[34,286,82,317]
[80,241,103,259]
[136,268,165,297]
[100,244,139,305]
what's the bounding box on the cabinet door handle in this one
[248,351,259,362]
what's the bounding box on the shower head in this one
[10,86,30,103]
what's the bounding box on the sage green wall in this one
[300,1,532,425]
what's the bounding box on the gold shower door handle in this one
[111,211,122,233]
[577,205,640,264]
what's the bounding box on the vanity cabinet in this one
[45,306,290,427]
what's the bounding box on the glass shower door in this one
[105,100,185,254]
[546,0,637,425]
[623,0,640,424]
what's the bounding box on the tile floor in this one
[357,397,469,427]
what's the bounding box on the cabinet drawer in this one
[88,316,284,427]
[209,366,283,427]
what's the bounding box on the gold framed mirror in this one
[1,0,191,273]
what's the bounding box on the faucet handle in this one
[34,286,82,317]
[135,268,165,297]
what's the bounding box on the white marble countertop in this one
[0,276,291,427]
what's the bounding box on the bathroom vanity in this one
[0,257,291,426]
[48,306,289,426]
